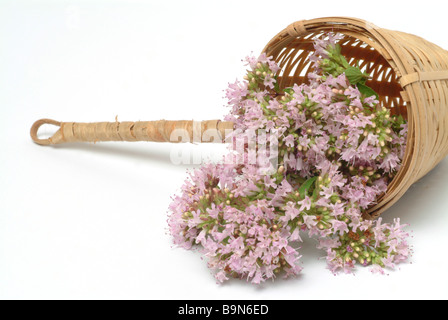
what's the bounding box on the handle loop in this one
[30,119,62,146]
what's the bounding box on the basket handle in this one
[30,119,234,146]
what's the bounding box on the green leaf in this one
[334,44,342,55]
[357,83,379,100]
[283,87,294,95]
[298,176,318,198]
[396,114,405,126]
[197,220,214,229]
[312,184,320,201]
[345,67,366,85]
[392,114,406,131]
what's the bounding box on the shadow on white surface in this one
[48,142,213,169]
[381,158,448,226]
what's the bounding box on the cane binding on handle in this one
[30,119,235,146]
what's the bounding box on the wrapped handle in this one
[30,119,234,146]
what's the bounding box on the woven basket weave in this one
[31,17,448,219]
[262,17,448,218]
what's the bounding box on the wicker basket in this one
[264,17,448,218]
[31,17,448,219]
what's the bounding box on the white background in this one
[1,0,448,300]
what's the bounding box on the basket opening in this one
[269,32,408,120]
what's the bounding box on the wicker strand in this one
[400,71,448,87]
[286,21,307,37]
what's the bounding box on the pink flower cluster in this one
[168,33,410,284]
